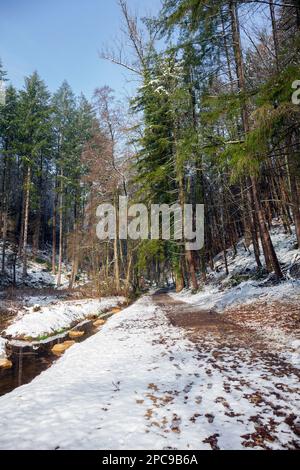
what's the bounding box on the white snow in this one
[0,296,299,450]
[170,223,300,369]
[171,223,300,314]
[0,242,74,289]
[210,222,299,282]
[22,295,66,308]
[4,297,125,340]
[0,337,6,359]
[0,222,299,449]
[24,260,69,289]
[171,279,300,312]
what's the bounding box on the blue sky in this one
[0,0,162,100]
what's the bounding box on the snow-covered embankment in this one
[3,297,126,340]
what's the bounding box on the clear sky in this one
[0,0,162,100]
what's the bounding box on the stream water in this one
[0,352,56,397]
[0,325,99,397]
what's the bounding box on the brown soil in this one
[152,292,271,350]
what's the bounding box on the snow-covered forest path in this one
[0,293,299,450]
[152,292,300,449]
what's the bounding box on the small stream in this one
[0,324,99,397]
[0,352,56,397]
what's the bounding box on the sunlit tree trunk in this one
[22,166,31,279]
[52,191,57,275]
[57,169,64,288]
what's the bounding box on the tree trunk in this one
[221,7,234,89]
[1,209,8,274]
[229,0,283,278]
[1,151,9,274]
[125,250,133,297]
[32,215,41,256]
[18,193,25,257]
[185,249,198,290]
[286,140,300,247]
[22,166,31,279]
[57,169,64,288]
[114,236,120,292]
[52,193,57,274]
[175,256,185,293]
[69,219,79,289]
[269,0,280,71]
[249,197,262,269]
[32,154,43,256]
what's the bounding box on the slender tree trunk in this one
[189,69,206,283]
[1,209,8,274]
[175,256,185,293]
[181,189,198,290]
[57,169,64,288]
[221,8,234,89]
[52,192,57,274]
[251,176,282,276]
[18,194,25,257]
[105,242,109,279]
[12,251,17,286]
[22,166,31,279]
[229,0,283,278]
[177,135,198,290]
[125,250,133,297]
[220,178,230,275]
[1,150,8,274]
[32,215,41,256]
[269,0,280,71]
[69,216,79,289]
[32,154,43,256]
[185,249,198,290]
[250,199,262,269]
[114,213,120,293]
[286,138,300,246]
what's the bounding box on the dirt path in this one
[152,292,300,450]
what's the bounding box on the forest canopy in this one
[0,0,300,294]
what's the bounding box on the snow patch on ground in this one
[0,296,298,450]
[0,337,7,359]
[0,243,73,289]
[210,223,299,282]
[24,260,69,289]
[4,297,125,339]
[21,295,68,308]
[171,280,300,312]
[171,224,300,312]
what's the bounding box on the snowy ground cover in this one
[0,243,71,288]
[171,223,299,312]
[3,297,126,340]
[170,224,300,370]
[21,294,68,308]
[0,295,299,450]
[211,222,299,281]
[171,279,300,312]
[0,337,6,359]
